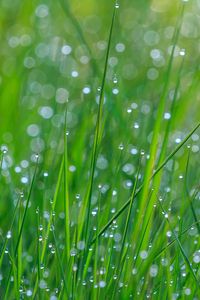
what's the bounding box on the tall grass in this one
[0,0,200,299]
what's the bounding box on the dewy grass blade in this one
[184,150,200,234]
[41,157,64,262]
[52,230,70,298]
[4,157,38,298]
[78,4,117,247]
[128,2,185,251]
[133,51,185,253]
[33,157,64,298]
[64,107,70,261]
[14,156,39,256]
[91,121,200,244]
[158,201,200,288]
[0,195,20,268]
[154,220,200,259]
[111,159,141,299]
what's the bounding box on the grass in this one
[0,0,200,299]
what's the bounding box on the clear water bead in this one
[6,231,12,239]
[179,48,186,56]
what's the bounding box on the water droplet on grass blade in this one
[180,48,186,56]
[118,143,124,150]
[6,231,12,239]
[113,74,118,83]
[140,250,148,260]
[99,281,106,288]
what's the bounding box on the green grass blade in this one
[91,121,200,244]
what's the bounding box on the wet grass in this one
[0,0,200,299]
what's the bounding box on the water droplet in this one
[166,231,172,237]
[70,248,77,256]
[193,252,200,263]
[184,288,191,295]
[77,241,85,250]
[51,247,55,254]
[118,143,124,150]
[132,268,137,275]
[164,112,171,120]
[134,122,139,129]
[99,280,106,288]
[92,210,97,216]
[140,149,145,156]
[179,48,186,56]
[2,149,7,154]
[140,250,148,260]
[26,290,33,297]
[6,231,12,239]
[75,194,80,200]
[73,264,78,272]
[115,2,120,8]
[113,74,118,84]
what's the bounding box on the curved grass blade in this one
[158,201,200,288]
[0,195,20,268]
[128,3,185,251]
[4,157,38,298]
[32,157,64,298]
[110,159,141,299]
[52,230,70,298]
[91,121,200,244]
[78,4,118,247]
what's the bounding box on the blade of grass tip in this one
[52,230,70,299]
[158,201,200,288]
[129,3,185,252]
[64,105,71,262]
[79,4,117,248]
[4,155,39,299]
[91,121,200,244]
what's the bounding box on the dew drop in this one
[140,250,148,260]
[6,231,12,239]
[179,49,186,56]
[118,143,124,150]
